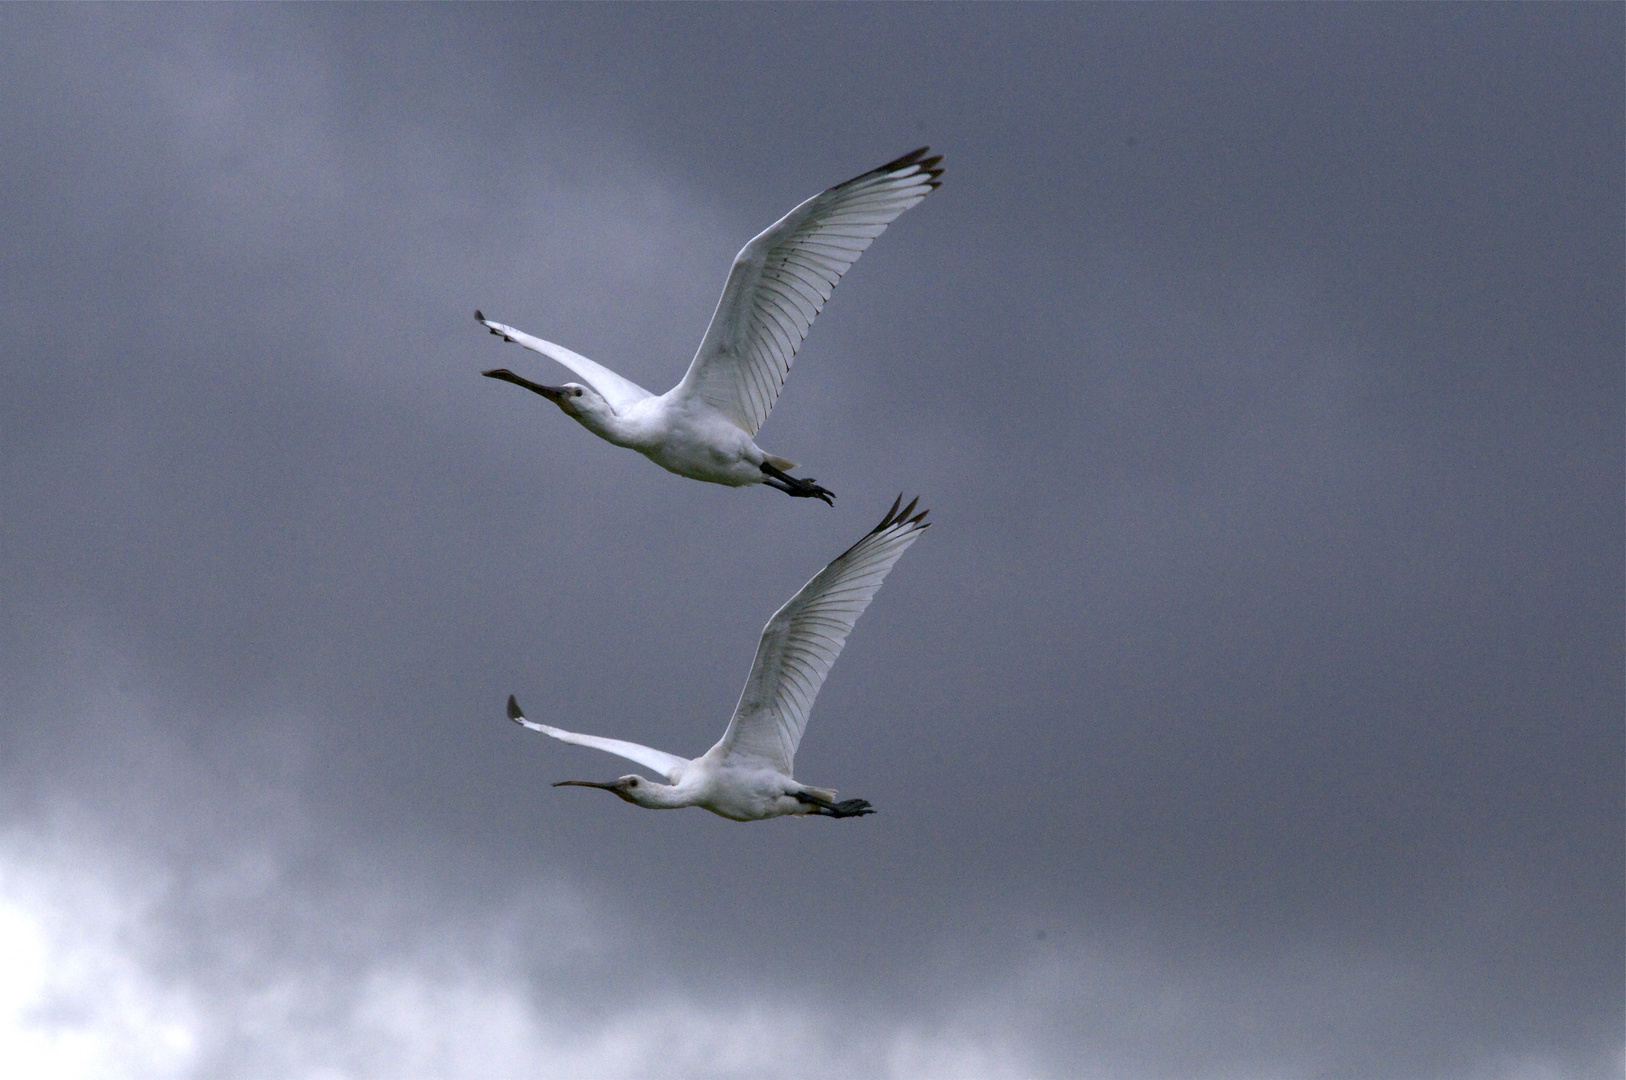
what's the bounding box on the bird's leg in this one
[760,474,833,503]
[794,791,875,818]
[759,462,835,506]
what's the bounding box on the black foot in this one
[760,462,834,505]
[795,791,874,818]
[830,798,874,818]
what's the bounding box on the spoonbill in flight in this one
[506,496,930,820]
[477,147,944,505]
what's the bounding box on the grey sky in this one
[0,5,1619,1078]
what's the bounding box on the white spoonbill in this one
[477,147,944,505]
[506,496,930,820]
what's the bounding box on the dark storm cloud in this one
[0,5,1618,1078]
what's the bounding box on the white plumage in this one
[507,496,930,820]
[478,148,943,504]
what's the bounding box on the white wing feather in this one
[507,696,688,782]
[714,496,930,775]
[672,149,943,436]
[477,314,656,415]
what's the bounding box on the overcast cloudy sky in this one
[0,6,1620,1079]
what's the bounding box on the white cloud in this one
[0,835,197,1080]
[0,574,1611,1080]
[0,825,1048,1080]
[3,823,1610,1080]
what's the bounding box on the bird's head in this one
[554,774,658,807]
[480,370,608,421]
[545,382,618,431]
[547,382,591,417]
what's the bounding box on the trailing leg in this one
[759,462,834,505]
[794,790,874,818]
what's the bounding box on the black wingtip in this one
[474,309,485,322]
[877,493,904,530]
[836,147,945,195]
[879,146,944,186]
[506,695,524,722]
[874,493,930,533]
[887,146,931,169]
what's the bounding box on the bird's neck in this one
[627,782,690,810]
[569,405,641,449]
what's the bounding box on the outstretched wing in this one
[714,496,930,775]
[670,148,943,436]
[507,696,688,782]
[476,312,656,414]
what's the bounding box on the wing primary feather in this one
[672,149,944,436]
[711,496,931,776]
[474,313,656,414]
[505,695,688,782]
[866,147,944,186]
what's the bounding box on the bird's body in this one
[507,496,930,821]
[555,743,840,822]
[559,388,774,489]
[478,147,944,504]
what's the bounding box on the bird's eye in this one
[627,777,639,786]
[573,388,583,398]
